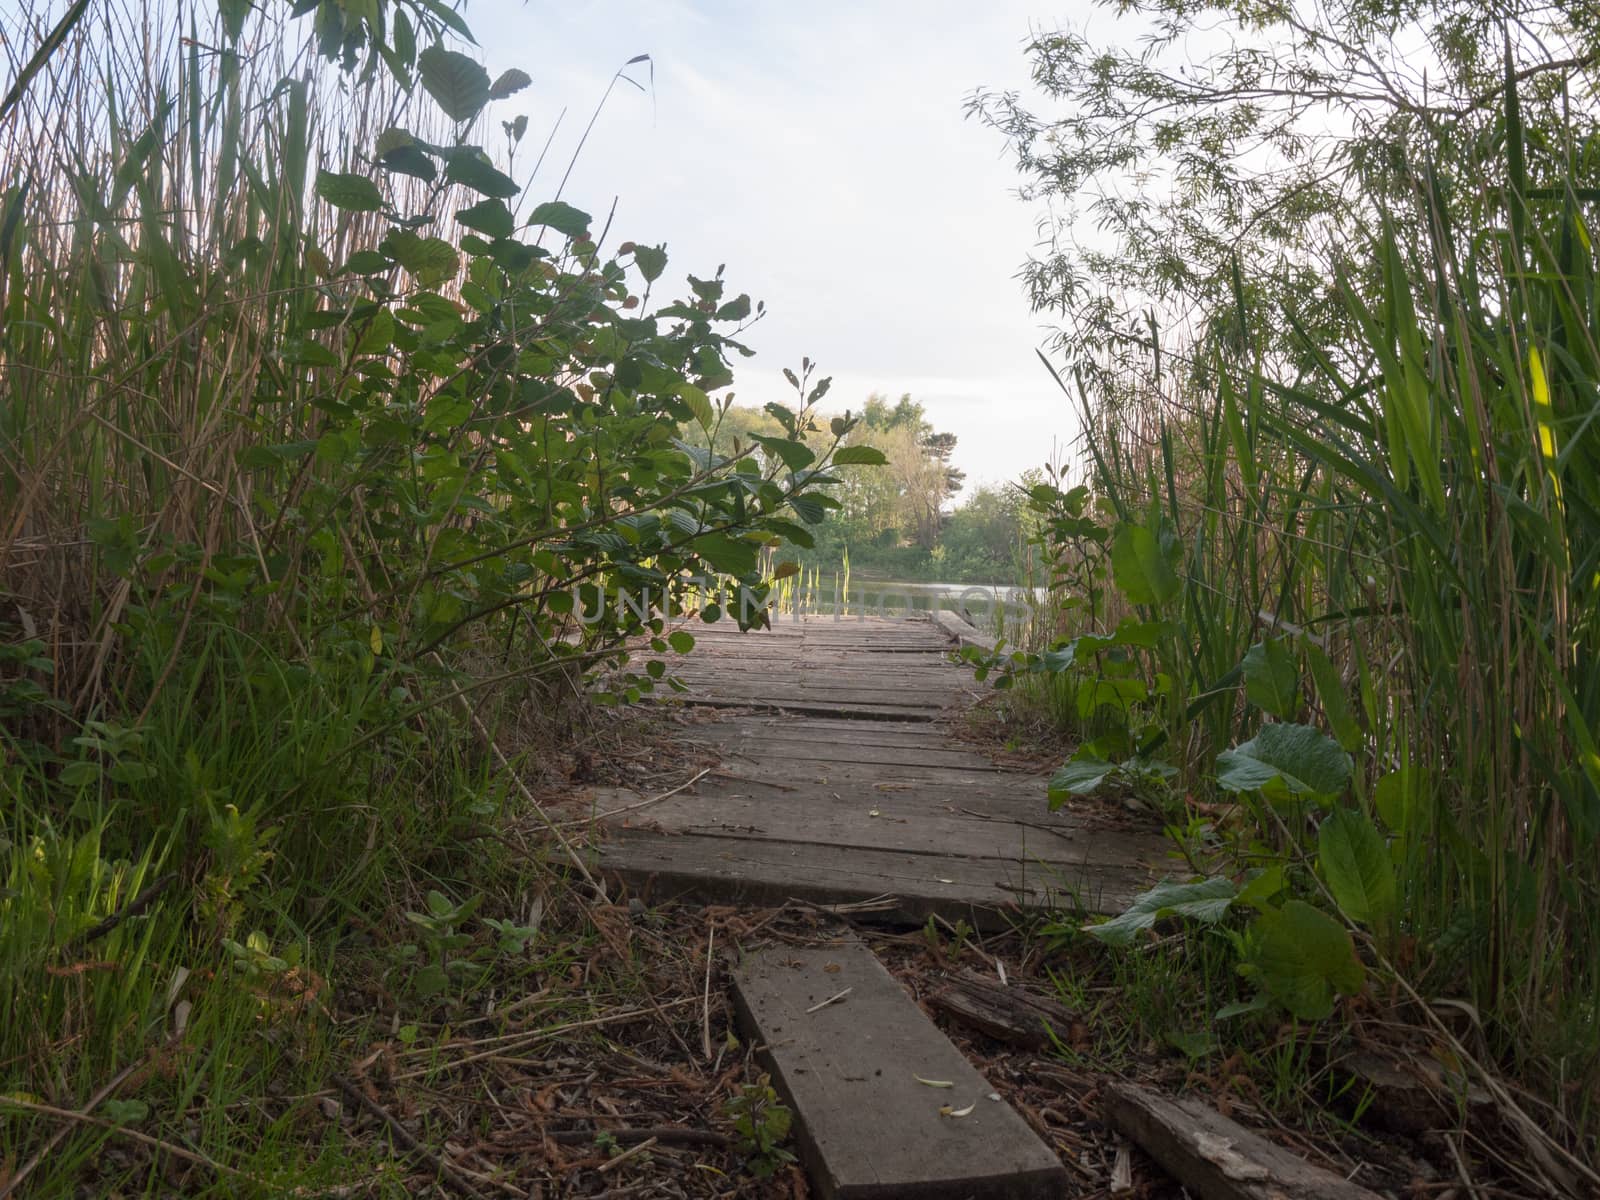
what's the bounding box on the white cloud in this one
[468,0,1082,491]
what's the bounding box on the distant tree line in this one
[685,394,1042,584]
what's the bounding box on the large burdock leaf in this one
[1215,723,1351,798]
[1047,754,1114,806]
[1083,876,1238,947]
[1253,900,1364,1019]
[418,45,491,122]
[1110,519,1180,606]
[1317,807,1396,927]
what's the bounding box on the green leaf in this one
[418,44,491,122]
[716,293,752,321]
[1252,899,1364,1020]
[633,243,667,282]
[667,630,695,654]
[528,200,590,238]
[1215,994,1270,1021]
[1305,643,1361,751]
[446,150,519,199]
[1047,754,1114,806]
[788,493,828,524]
[692,533,758,577]
[379,143,437,182]
[1373,765,1428,836]
[374,127,414,157]
[752,435,815,472]
[344,249,391,275]
[1243,637,1299,718]
[676,383,714,426]
[382,230,459,286]
[832,445,888,467]
[1083,876,1238,947]
[456,199,515,238]
[1110,519,1180,607]
[1215,723,1351,798]
[315,169,383,212]
[1317,807,1396,927]
[58,761,101,787]
[355,308,395,355]
[1234,865,1287,912]
[488,67,532,99]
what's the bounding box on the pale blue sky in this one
[468,0,1105,494]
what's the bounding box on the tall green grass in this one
[0,2,576,1191]
[1041,60,1600,1157]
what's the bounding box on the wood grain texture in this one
[1102,1081,1384,1200]
[597,615,1163,924]
[731,939,1068,1199]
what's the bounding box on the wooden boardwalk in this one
[594,615,1162,926]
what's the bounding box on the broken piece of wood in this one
[1102,1081,1382,1200]
[1337,1050,1494,1136]
[926,969,1075,1050]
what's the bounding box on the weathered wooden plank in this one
[660,680,951,706]
[666,695,942,721]
[931,609,998,652]
[730,939,1068,1200]
[600,831,1147,924]
[643,663,966,688]
[695,754,1035,791]
[700,717,981,748]
[691,623,947,646]
[706,739,1003,770]
[1102,1081,1384,1200]
[594,785,1157,870]
[926,970,1077,1051]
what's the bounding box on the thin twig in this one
[595,1136,658,1174]
[804,987,852,1014]
[65,872,177,951]
[701,923,716,1060]
[558,767,711,830]
[0,1060,143,1199]
[0,1095,256,1192]
[332,1075,491,1200]
[392,999,697,1080]
[428,647,608,901]
[538,1127,730,1148]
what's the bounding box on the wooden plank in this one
[645,663,965,688]
[696,755,1037,791]
[931,609,998,652]
[927,970,1078,1051]
[1102,1081,1383,1200]
[708,739,1004,770]
[730,939,1068,1200]
[593,785,1158,870]
[600,831,1148,925]
[604,793,1158,870]
[674,684,954,706]
[701,717,980,747]
[665,695,941,721]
